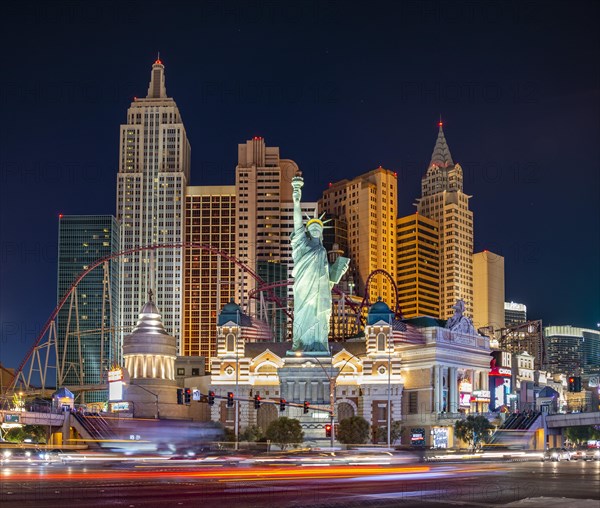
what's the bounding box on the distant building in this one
[396,213,440,318]
[473,251,505,331]
[321,166,398,303]
[235,137,316,338]
[505,302,527,327]
[116,58,191,355]
[544,325,600,376]
[57,215,120,402]
[183,186,236,365]
[415,123,474,319]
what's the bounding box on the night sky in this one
[1,1,598,368]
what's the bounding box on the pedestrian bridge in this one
[545,411,600,429]
[0,409,65,427]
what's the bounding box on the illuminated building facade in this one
[416,123,473,320]
[320,167,398,303]
[504,301,527,327]
[396,213,440,318]
[116,58,191,354]
[473,250,505,331]
[544,325,600,376]
[183,186,236,364]
[57,215,120,402]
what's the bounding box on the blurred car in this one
[573,447,600,461]
[542,447,572,462]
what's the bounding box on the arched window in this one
[377,332,387,352]
[226,333,236,352]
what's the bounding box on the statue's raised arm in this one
[292,172,304,233]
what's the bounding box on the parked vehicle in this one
[543,447,572,462]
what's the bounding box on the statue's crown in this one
[304,211,332,229]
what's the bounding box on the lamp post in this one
[129,383,159,419]
[387,320,393,448]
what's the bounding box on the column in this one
[450,367,458,413]
[433,365,441,413]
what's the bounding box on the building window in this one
[377,333,387,352]
[177,368,185,376]
[226,333,236,352]
[408,392,418,414]
[191,368,200,376]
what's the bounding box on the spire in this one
[429,120,454,168]
[147,56,167,99]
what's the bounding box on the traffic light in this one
[279,398,286,412]
[574,376,582,392]
[303,401,310,414]
[208,391,215,406]
[177,388,183,405]
[325,424,332,438]
[184,388,191,404]
[568,377,576,392]
[254,393,261,410]
[227,392,234,408]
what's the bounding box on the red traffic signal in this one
[227,392,234,407]
[325,424,332,438]
[254,393,261,410]
[303,401,310,414]
[208,391,215,406]
[279,398,286,412]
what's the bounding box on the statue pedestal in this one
[278,354,340,444]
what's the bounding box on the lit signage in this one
[459,392,471,407]
[459,381,472,393]
[432,427,449,449]
[108,369,123,382]
[109,380,123,401]
[109,402,130,412]
[192,389,201,401]
[498,368,512,376]
[410,428,425,447]
[4,414,20,424]
[472,390,491,400]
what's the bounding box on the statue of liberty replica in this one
[290,172,350,355]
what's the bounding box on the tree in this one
[336,416,370,445]
[240,425,263,442]
[376,420,403,444]
[265,417,304,450]
[4,424,48,444]
[564,425,600,445]
[454,415,493,450]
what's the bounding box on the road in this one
[1,457,599,507]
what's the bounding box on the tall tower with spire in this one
[116,57,191,354]
[415,122,473,320]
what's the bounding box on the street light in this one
[127,383,159,419]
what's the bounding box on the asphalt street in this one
[1,459,598,507]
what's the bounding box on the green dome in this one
[367,297,394,325]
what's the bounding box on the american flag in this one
[391,319,425,344]
[241,317,273,342]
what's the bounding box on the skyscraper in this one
[504,301,527,327]
[416,123,473,319]
[57,215,120,402]
[116,58,191,354]
[396,213,440,318]
[544,325,600,376]
[235,137,316,339]
[473,250,505,331]
[183,185,236,363]
[320,167,398,304]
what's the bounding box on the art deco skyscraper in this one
[321,167,398,304]
[473,250,505,331]
[416,123,473,319]
[116,58,191,353]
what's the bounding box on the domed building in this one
[123,292,187,419]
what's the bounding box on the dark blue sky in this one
[1,1,599,368]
